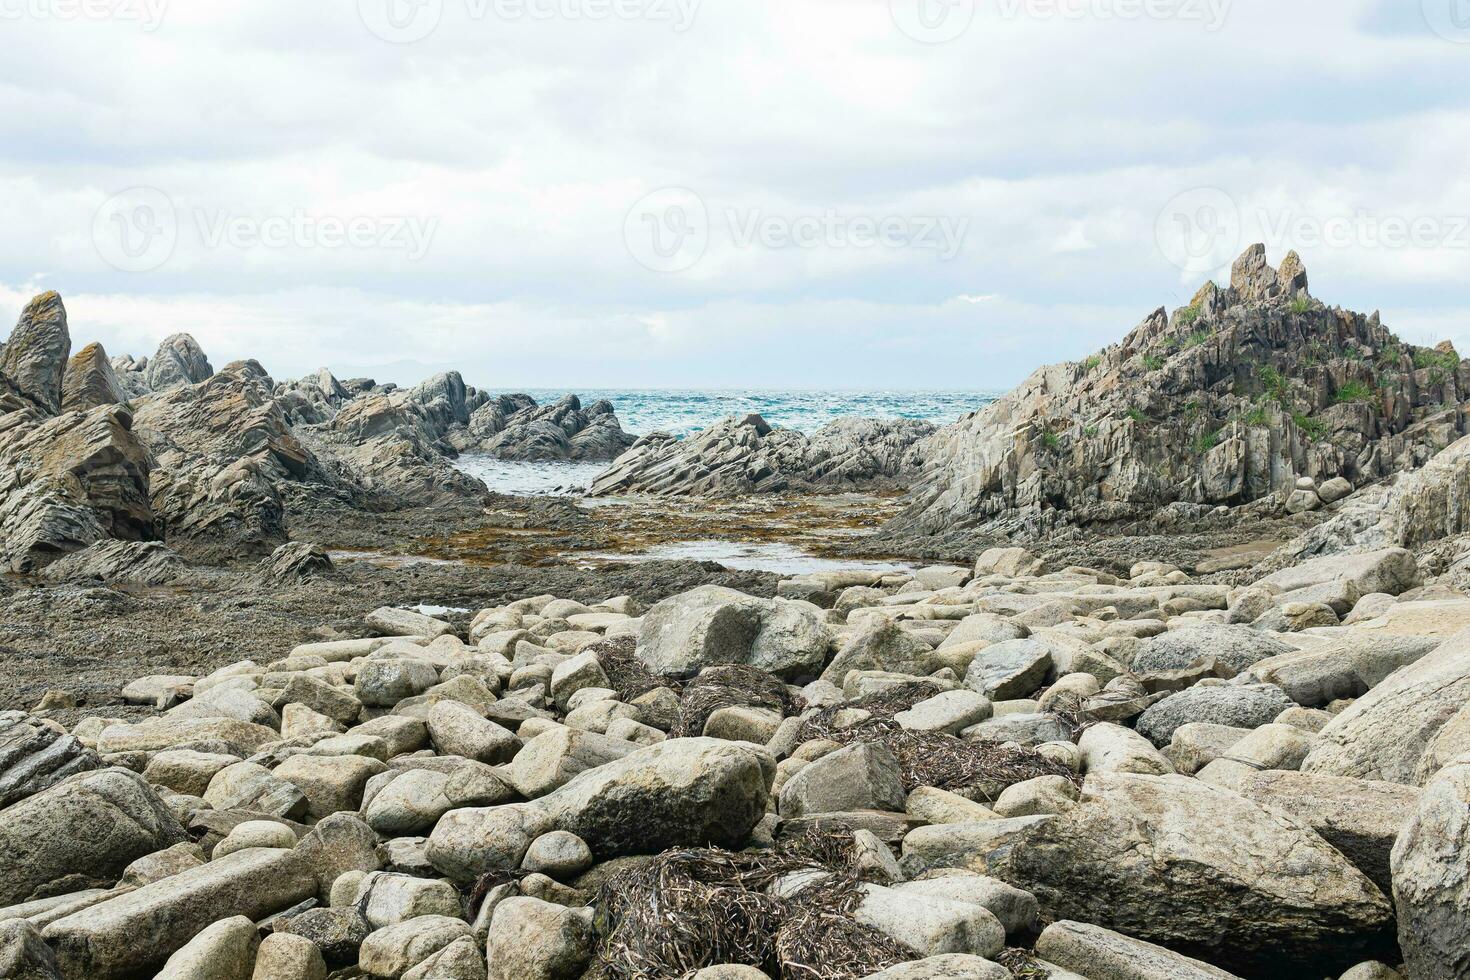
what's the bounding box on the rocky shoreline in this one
[4,539,1468,979]
[3,246,1470,978]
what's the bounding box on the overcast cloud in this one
[1,0,1466,389]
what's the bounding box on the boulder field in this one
[1,542,1463,979]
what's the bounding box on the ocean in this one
[456,388,997,496]
[517,388,997,439]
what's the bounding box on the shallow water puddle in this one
[578,539,913,576]
[454,456,607,496]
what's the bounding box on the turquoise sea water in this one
[519,388,998,438]
[456,388,998,496]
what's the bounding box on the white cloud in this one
[0,0,1465,389]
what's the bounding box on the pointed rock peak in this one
[0,290,71,414]
[62,342,127,413]
[145,333,214,391]
[1278,250,1309,297]
[1230,244,1306,306]
[1229,244,1272,298]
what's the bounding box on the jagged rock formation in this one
[0,403,153,572]
[131,360,324,559]
[38,540,188,586]
[61,343,127,413]
[886,245,1467,542]
[0,292,69,414]
[449,393,635,462]
[0,290,638,570]
[144,333,214,391]
[588,414,934,497]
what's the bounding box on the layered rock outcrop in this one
[589,413,934,496]
[0,292,69,414]
[886,245,1466,541]
[451,393,635,462]
[0,290,640,570]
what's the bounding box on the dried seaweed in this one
[1040,689,1093,740]
[672,664,805,738]
[467,867,536,915]
[797,706,1077,803]
[591,635,675,703]
[594,831,916,980]
[996,947,1051,979]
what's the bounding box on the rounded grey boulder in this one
[1136,684,1295,747]
[1132,625,1291,677]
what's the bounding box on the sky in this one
[1,0,1467,391]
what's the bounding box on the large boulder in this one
[1234,770,1421,894]
[0,921,62,980]
[0,292,69,413]
[43,846,317,979]
[539,737,773,858]
[1034,921,1243,980]
[0,767,188,905]
[1303,626,1470,784]
[821,622,948,686]
[1131,625,1291,677]
[904,773,1392,975]
[1253,548,1422,599]
[1135,684,1295,747]
[0,711,103,808]
[636,585,829,679]
[1392,759,1470,979]
[40,539,188,586]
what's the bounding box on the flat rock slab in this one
[1035,920,1243,979]
[44,847,317,978]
